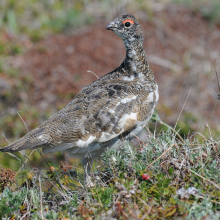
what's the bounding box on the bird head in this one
[106,15,143,44]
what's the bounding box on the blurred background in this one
[0,0,220,170]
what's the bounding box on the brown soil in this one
[4,4,220,134]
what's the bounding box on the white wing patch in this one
[76,131,124,147]
[120,96,136,104]
[155,86,159,102]
[146,92,154,102]
[75,112,138,147]
[38,135,44,140]
[108,109,115,114]
[138,72,145,80]
[76,135,97,147]
[99,132,122,142]
[38,134,50,142]
[123,75,135,81]
[132,63,137,71]
[115,96,136,107]
[118,112,137,129]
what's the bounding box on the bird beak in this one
[106,22,116,31]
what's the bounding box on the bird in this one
[0,14,159,186]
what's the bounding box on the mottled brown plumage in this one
[0,15,159,181]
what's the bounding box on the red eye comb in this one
[122,19,134,24]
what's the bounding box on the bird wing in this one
[0,74,156,153]
[43,80,140,149]
[41,75,155,152]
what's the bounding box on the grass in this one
[0,123,220,219]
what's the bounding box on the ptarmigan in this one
[0,15,159,185]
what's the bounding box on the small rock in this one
[65,45,74,54]
[118,184,126,190]
[133,179,138,185]
[115,182,120,187]
[176,186,198,199]
[120,190,128,196]
[129,189,135,195]
[112,156,117,163]
[125,194,132,198]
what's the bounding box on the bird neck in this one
[122,39,149,75]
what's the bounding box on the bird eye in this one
[124,22,131,27]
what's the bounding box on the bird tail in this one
[0,129,49,153]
